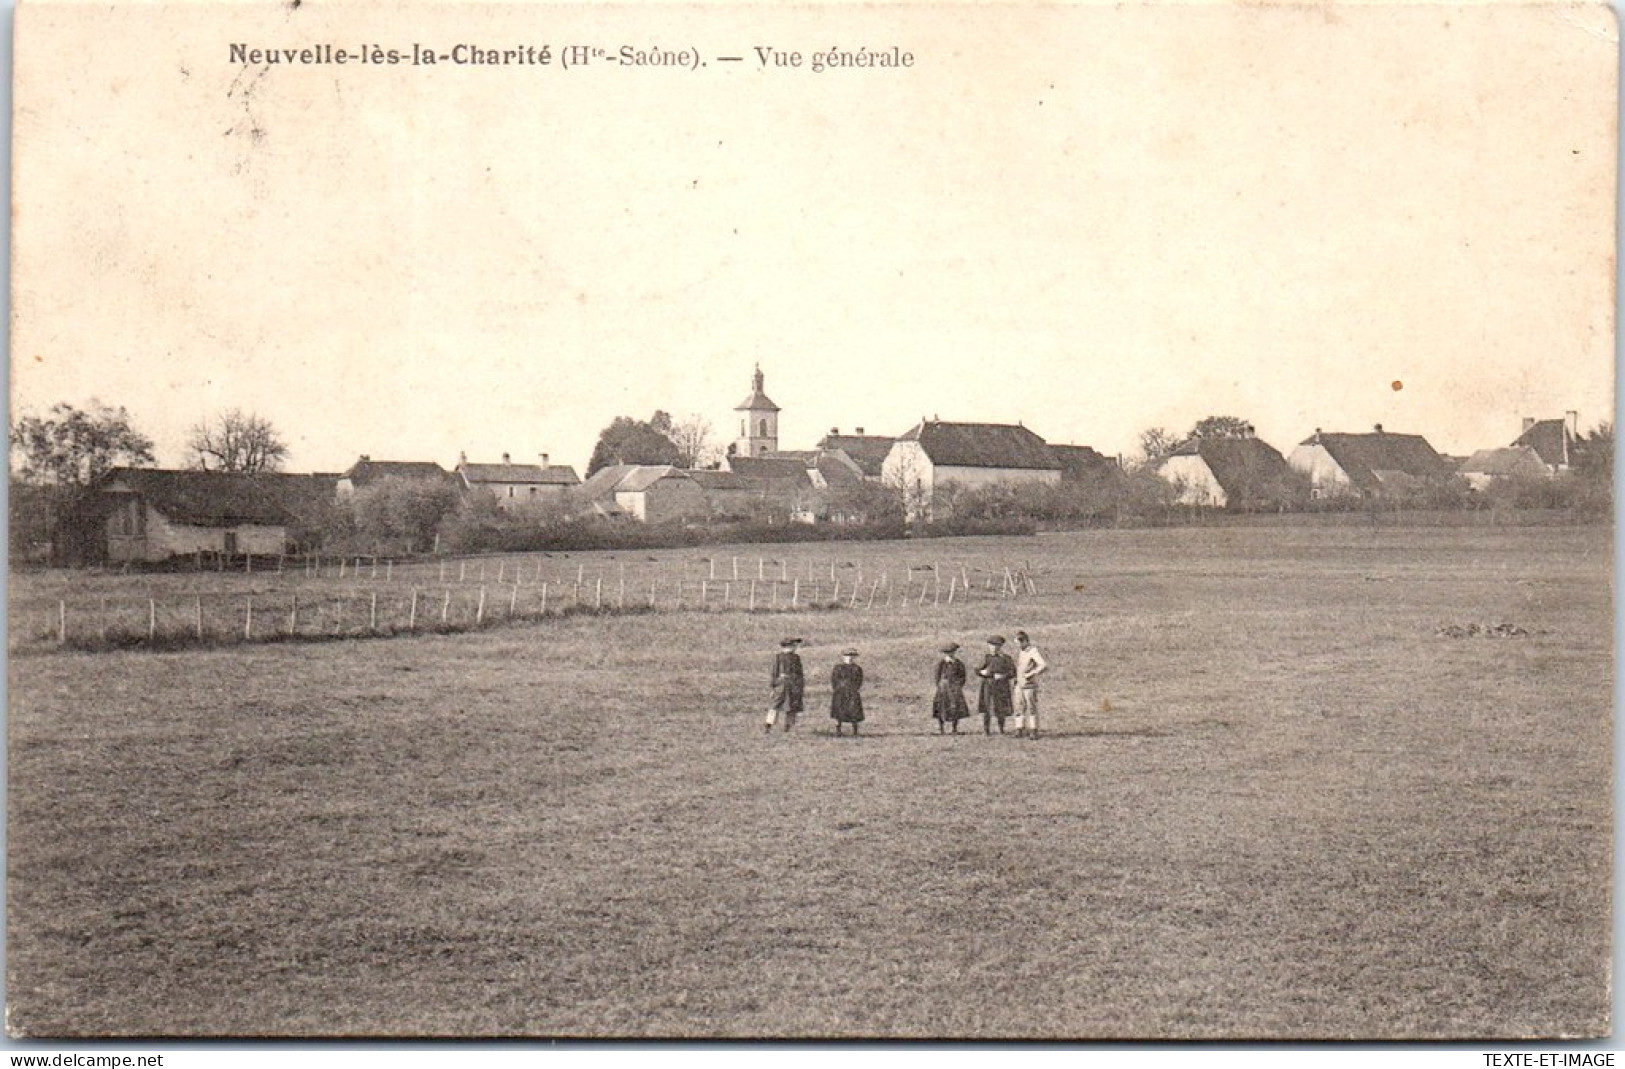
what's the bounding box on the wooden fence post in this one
[148,598,156,641]
[441,590,451,624]
[386,559,393,582]
[195,595,204,639]
[540,582,549,616]
[370,591,378,632]
[732,557,739,580]
[749,580,757,611]
[290,593,299,636]
[339,557,347,580]
[408,589,418,630]
[792,579,800,608]
[509,583,520,618]
[459,561,467,583]
[476,587,487,624]
[99,597,108,643]
[594,578,603,611]
[57,600,66,645]
[245,596,254,640]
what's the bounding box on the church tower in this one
[733,364,781,458]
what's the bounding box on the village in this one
[10,365,1608,569]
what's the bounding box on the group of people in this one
[764,632,1050,739]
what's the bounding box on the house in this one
[1511,413,1581,474]
[1156,435,1296,509]
[336,456,457,498]
[63,468,339,564]
[578,464,708,524]
[1050,443,1119,483]
[456,452,580,509]
[1286,425,1451,499]
[686,469,761,520]
[1458,447,1551,491]
[724,454,817,521]
[882,419,1062,519]
[814,428,894,481]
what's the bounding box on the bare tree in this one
[1133,426,1182,469]
[187,409,290,473]
[669,414,719,469]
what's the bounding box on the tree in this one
[668,414,719,470]
[350,476,463,553]
[10,400,155,487]
[1189,415,1253,440]
[586,412,681,475]
[188,409,290,473]
[1134,427,1182,468]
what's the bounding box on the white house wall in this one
[1159,454,1226,507]
[1287,444,1352,496]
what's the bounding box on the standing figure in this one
[830,648,865,735]
[1014,630,1049,739]
[932,643,970,734]
[976,635,1016,735]
[765,637,805,734]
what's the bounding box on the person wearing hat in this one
[1014,630,1049,739]
[932,642,970,734]
[975,635,1016,735]
[830,648,865,735]
[765,637,805,734]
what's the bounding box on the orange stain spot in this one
[1391,380,1403,391]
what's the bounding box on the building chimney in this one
[1373,423,1384,434]
[1522,417,1537,434]
[830,427,839,435]
[502,452,511,465]
[855,427,865,435]
[458,450,467,466]
[1565,410,1579,436]
[539,453,549,468]
[360,454,370,462]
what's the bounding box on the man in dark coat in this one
[830,648,865,735]
[933,642,970,734]
[976,635,1016,735]
[765,637,805,733]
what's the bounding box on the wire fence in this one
[15,553,1043,653]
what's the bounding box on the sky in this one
[11,2,1618,476]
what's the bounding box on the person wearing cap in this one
[830,648,865,735]
[932,642,970,734]
[765,637,805,734]
[975,635,1016,735]
[1014,630,1049,739]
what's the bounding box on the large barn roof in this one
[899,420,1059,471]
[340,458,454,486]
[98,468,335,528]
[1511,419,1574,468]
[815,433,894,477]
[1165,436,1292,499]
[1297,429,1448,489]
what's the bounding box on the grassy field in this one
[6,524,1612,1038]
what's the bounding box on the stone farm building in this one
[336,457,457,498]
[814,429,894,481]
[578,464,709,524]
[882,420,1063,520]
[1286,426,1451,499]
[61,468,339,564]
[456,453,581,509]
[1155,434,1296,509]
[1511,413,1581,475]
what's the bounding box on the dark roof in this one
[726,455,811,483]
[686,469,754,491]
[614,466,690,493]
[815,434,894,477]
[813,453,865,488]
[340,458,454,487]
[1049,443,1117,480]
[99,468,335,528]
[458,462,580,486]
[1165,437,1292,500]
[1511,419,1574,468]
[1296,430,1449,490]
[578,464,637,501]
[1459,447,1549,478]
[899,421,1059,471]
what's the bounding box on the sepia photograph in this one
[6,0,1617,1040]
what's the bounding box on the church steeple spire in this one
[733,364,781,458]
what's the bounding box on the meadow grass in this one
[6,524,1611,1037]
